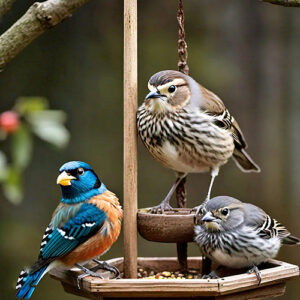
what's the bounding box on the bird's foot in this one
[192,204,206,224]
[92,259,120,279]
[150,201,173,214]
[76,264,104,289]
[202,270,219,279]
[248,265,262,285]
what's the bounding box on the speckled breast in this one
[137,106,235,173]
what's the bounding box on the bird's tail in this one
[232,148,261,173]
[16,265,48,299]
[282,235,300,245]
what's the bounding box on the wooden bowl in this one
[137,208,195,243]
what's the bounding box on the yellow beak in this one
[56,171,76,186]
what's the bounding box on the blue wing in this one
[31,203,106,272]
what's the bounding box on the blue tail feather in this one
[16,265,48,299]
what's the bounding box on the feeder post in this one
[123,0,138,278]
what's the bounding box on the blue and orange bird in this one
[16,161,123,299]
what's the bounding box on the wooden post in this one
[176,0,188,273]
[123,0,138,278]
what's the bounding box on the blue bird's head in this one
[57,161,106,204]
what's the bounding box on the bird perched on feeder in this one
[137,70,260,213]
[194,196,300,284]
[16,161,122,299]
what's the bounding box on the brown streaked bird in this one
[137,70,260,213]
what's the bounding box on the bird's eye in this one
[77,168,85,175]
[221,208,229,216]
[168,85,176,93]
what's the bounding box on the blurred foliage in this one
[0,97,69,204]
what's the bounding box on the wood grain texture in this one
[123,0,138,279]
[50,257,299,298]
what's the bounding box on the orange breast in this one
[59,191,122,266]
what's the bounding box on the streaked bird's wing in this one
[244,203,299,244]
[197,85,225,115]
[30,203,106,272]
[243,203,267,228]
[192,84,260,172]
[196,84,247,149]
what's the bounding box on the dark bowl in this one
[137,208,196,243]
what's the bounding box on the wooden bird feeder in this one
[50,0,299,298]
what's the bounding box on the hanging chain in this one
[177,0,189,75]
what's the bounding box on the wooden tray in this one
[50,257,299,299]
[137,208,195,243]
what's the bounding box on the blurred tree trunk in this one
[258,9,289,215]
[287,15,300,213]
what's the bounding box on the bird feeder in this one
[50,0,299,298]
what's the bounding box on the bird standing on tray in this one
[137,70,260,213]
[16,161,122,299]
[194,196,299,284]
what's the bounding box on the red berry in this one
[0,111,19,133]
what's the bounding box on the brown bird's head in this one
[144,70,191,113]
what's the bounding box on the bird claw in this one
[150,202,173,214]
[92,259,121,279]
[192,204,205,224]
[248,265,262,285]
[77,269,104,290]
[202,270,219,279]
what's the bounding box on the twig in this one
[0,0,92,70]
[262,0,300,7]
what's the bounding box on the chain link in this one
[177,0,189,75]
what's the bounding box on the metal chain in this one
[177,0,189,75]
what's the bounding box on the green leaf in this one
[11,125,33,170]
[27,110,70,148]
[15,97,49,116]
[3,167,23,204]
[0,151,8,181]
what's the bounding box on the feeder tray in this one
[137,208,195,243]
[50,256,299,299]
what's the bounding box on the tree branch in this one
[0,0,91,70]
[262,0,300,7]
[0,0,15,18]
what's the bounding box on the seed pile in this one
[137,268,201,279]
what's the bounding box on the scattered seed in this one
[138,268,200,280]
[162,271,171,277]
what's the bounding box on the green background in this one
[0,0,299,299]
